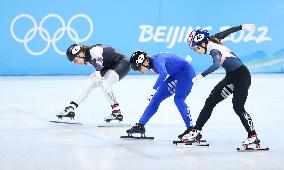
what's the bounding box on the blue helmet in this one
[187,29,209,48]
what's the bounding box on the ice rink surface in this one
[0,74,283,170]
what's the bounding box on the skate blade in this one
[104,119,123,123]
[120,135,154,140]
[237,147,269,152]
[56,116,75,120]
[98,123,131,128]
[173,139,207,144]
[173,140,209,146]
[49,120,82,125]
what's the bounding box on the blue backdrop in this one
[1,0,284,75]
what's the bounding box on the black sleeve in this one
[212,25,242,40]
[201,49,221,77]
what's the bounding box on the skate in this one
[98,113,130,127]
[237,135,269,152]
[50,102,81,125]
[51,111,81,125]
[120,123,154,139]
[104,113,123,123]
[51,110,81,125]
[56,111,75,120]
[179,128,203,142]
[98,104,131,127]
[103,104,123,123]
[174,128,209,146]
[56,102,78,120]
[99,113,131,127]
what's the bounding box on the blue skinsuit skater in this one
[126,50,196,137]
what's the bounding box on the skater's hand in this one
[185,55,192,63]
[147,88,156,102]
[192,74,203,85]
[242,24,255,32]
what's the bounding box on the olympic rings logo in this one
[10,13,93,56]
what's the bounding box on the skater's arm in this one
[152,60,167,90]
[153,72,167,90]
[89,46,104,71]
[212,24,255,41]
[212,25,242,40]
[201,49,221,77]
[94,71,102,77]
[95,58,103,71]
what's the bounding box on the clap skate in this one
[173,128,209,146]
[237,135,269,152]
[120,123,154,139]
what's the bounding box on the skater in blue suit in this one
[126,50,196,137]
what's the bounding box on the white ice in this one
[0,74,283,170]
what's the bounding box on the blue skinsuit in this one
[139,53,196,128]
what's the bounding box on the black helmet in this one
[130,50,149,71]
[66,44,82,62]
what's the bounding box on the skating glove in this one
[192,74,203,84]
[147,88,156,102]
[242,24,255,32]
[185,55,192,63]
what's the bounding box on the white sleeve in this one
[90,46,103,61]
[90,46,104,70]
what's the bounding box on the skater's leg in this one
[99,69,120,106]
[139,77,174,125]
[180,78,232,140]
[127,77,173,136]
[232,66,263,149]
[111,58,130,80]
[232,68,256,136]
[99,62,129,107]
[99,69,125,121]
[57,72,101,119]
[195,76,233,130]
[174,70,194,128]
[73,72,101,105]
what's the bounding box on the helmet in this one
[130,50,148,71]
[66,44,82,62]
[187,29,209,48]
